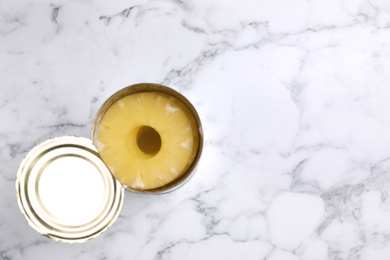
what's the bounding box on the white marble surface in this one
[2,0,390,259]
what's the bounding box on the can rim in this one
[92,83,203,194]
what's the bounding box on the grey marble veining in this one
[2,0,390,259]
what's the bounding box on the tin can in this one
[92,83,203,194]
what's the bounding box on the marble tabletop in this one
[2,0,390,259]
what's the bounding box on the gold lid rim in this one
[16,136,124,243]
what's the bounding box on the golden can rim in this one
[92,83,204,194]
[15,136,124,243]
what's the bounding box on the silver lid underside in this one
[16,136,124,243]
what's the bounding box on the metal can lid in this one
[16,136,124,243]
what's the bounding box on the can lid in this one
[16,136,124,243]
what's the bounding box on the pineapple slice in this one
[97,91,199,190]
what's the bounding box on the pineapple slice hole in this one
[136,125,161,156]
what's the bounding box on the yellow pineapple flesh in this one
[97,91,199,190]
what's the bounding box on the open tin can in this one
[16,83,203,243]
